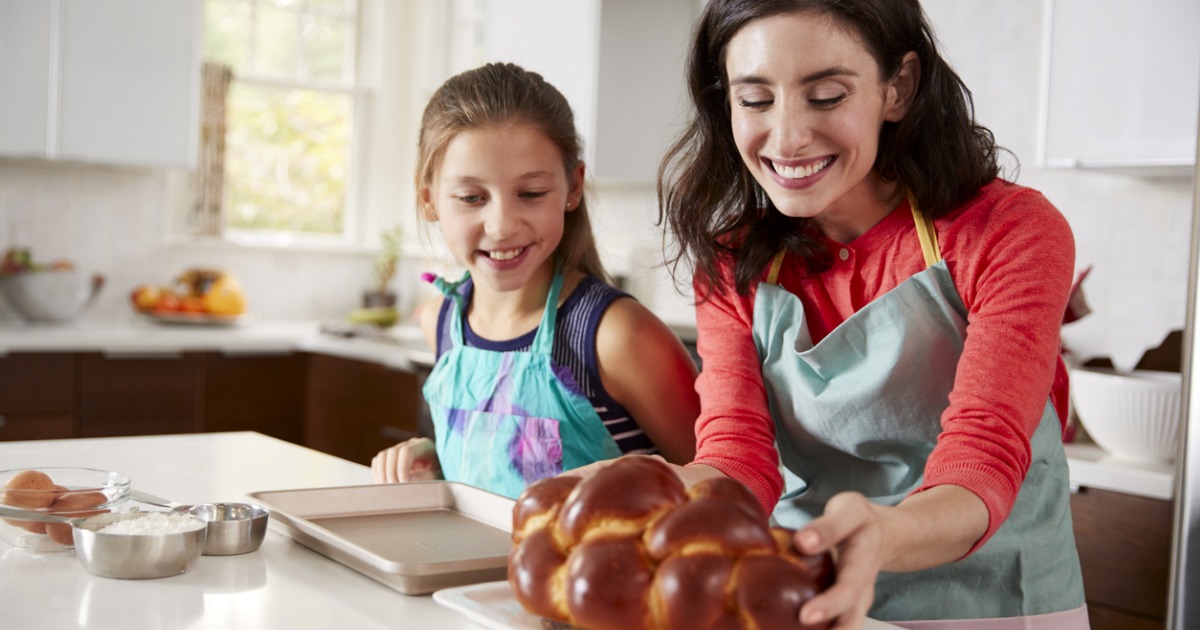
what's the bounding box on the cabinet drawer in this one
[0,412,75,441]
[204,352,307,444]
[1071,487,1171,623]
[0,353,75,414]
[78,352,204,437]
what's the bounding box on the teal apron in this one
[422,269,622,500]
[753,204,1086,625]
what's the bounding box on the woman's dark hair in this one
[417,62,608,282]
[659,0,1001,297]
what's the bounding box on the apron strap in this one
[529,268,565,355]
[431,271,472,346]
[909,194,943,267]
[766,250,787,285]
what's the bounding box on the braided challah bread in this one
[508,456,835,630]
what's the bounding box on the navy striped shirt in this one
[435,276,657,456]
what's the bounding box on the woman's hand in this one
[792,485,987,628]
[371,437,443,484]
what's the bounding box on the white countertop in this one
[0,318,435,369]
[0,432,481,630]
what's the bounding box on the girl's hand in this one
[371,437,443,484]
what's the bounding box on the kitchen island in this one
[0,431,481,629]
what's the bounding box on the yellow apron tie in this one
[909,194,942,268]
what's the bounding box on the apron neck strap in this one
[529,267,565,354]
[908,194,942,267]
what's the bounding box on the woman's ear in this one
[566,161,586,212]
[884,51,921,122]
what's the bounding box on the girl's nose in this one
[484,197,518,241]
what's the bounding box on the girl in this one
[645,0,1085,627]
[371,63,699,500]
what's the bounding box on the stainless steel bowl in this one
[179,502,269,556]
[0,505,206,579]
[72,512,207,579]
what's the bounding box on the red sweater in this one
[691,180,1074,551]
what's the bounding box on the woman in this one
[652,0,1086,627]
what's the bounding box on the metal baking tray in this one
[247,481,514,595]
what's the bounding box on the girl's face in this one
[425,123,582,295]
[724,12,914,240]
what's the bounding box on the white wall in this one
[0,0,1194,374]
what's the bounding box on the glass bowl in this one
[0,467,132,552]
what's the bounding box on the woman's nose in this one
[772,103,815,156]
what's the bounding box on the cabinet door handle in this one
[0,415,6,429]
[379,426,417,442]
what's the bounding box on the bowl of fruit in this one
[0,247,105,323]
[131,268,248,326]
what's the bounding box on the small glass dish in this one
[0,467,132,552]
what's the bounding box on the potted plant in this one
[363,225,403,308]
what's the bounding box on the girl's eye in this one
[519,190,549,199]
[454,194,483,204]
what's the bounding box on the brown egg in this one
[45,491,109,546]
[2,470,61,534]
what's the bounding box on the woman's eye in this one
[811,94,847,108]
[737,97,773,110]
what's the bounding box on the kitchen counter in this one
[0,432,478,629]
[0,320,1178,502]
[0,318,435,370]
[0,432,905,630]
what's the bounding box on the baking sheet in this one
[247,481,514,595]
[434,581,906,630]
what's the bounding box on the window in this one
[202,0,364,242]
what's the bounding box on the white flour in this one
[98,512,205,535]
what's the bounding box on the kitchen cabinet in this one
[305,353,424,466]
[1040,0,1200,176]
[480,0,697,184]
[1071,486,1172,629]
[78,351,205,437]
[0,353,75,441]
[0,0,200,168]
[203,351,308,446]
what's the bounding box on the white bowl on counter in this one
[0,269,105,323]
[1070,368,1182,463]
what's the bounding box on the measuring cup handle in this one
[130,490,186,509]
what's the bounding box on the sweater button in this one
[838,248,850,261]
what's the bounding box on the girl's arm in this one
[595,298,700,465]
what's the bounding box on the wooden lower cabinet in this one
[1071,487,1172,629]
[204,352,307,445]
[305,354,422,465]
[0,353,76,441]
[78,351,206,437]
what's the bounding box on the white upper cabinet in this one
[480,0,697,185]
[0,0,200,169]
[1040,0,1200,176]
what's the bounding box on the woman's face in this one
[425,123,582,294]
[724,11,912,240]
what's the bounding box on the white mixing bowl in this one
[1070,368,1183,463]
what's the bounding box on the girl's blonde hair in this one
[416,62,609,282]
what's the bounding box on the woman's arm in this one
[595,298,699,465]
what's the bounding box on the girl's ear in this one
[884,51,921,122]
[566,161,586,212]
[418,187,438,221]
